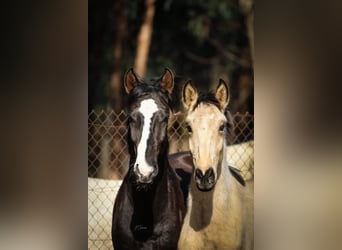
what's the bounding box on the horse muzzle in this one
[194,167,216,191]
[133,165,158,184]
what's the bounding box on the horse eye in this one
[163,117,168,123]
[186,124,192,133]
[219,124,225,132]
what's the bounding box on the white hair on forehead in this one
[134,99,159,177]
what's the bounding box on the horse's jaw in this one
[134,182,154,192]
[195,179,216,192]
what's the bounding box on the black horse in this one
[112,68,186,250]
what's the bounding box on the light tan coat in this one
[179,80,253,249]
[178,142,254,250]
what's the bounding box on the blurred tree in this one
[134,0,156,77]
[109,0,126,112]
[239,0,254,63]
[89,0,254,114]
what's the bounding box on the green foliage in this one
[89,0,253,112]
[188,14,209,42]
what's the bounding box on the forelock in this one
[193,92,221,111]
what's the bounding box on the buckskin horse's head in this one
[124,68,174,187]
[182,79,230,191]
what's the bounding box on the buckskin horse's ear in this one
[182,80,198,110]
[160,68,174,94]
[124,68,139,94]
[215,79,230,110]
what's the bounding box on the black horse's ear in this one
[160,68,174,94]
[124,68,139,94]
[215,79,230,110]
[182,80,198,110]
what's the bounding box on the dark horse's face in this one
[124,68,174,186]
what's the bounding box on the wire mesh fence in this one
[88,110,254,249]
[88,110,254,179]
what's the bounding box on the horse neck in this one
[130,154,170,233]
[158,139,170,173]
[187,146,232,231]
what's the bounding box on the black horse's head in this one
[124,68,174,187]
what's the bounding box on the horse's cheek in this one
[217,140,224,158]
[214,139,223,165]
[188,140,195,158]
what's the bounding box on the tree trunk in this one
[134,0,156,77]
[239,0,254,64]
[109,0,126,112]
[108,0,126,179]
[246,11,254,63]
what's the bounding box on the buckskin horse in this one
[112,68,185,250]
[178,79,254,250]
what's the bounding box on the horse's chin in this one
[135,182,154,191]
[196,182,216,192]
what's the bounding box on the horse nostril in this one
[205,168,214,179]
[195,169,203,180]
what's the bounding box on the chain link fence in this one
[88,110,254,249]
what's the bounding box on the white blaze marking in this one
[134,99,159,177]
